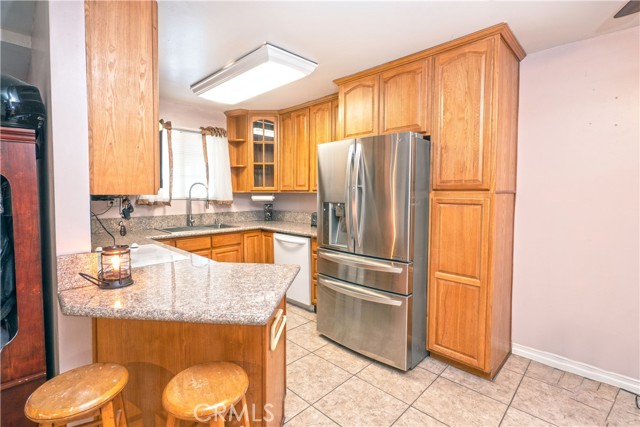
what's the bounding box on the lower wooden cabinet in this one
[427,192,514,377]
[243,231,264,263]
[211,233,243,263]
[262,232,274,264]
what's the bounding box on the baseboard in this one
[512,343,640,395]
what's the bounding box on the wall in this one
[45,1,93,374]
[513,26,639,381]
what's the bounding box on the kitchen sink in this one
[158,224,237,233]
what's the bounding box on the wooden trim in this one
[0,127,36,143]
[334,23,525,85]
[0,371,47,391]
[278,93,338,115]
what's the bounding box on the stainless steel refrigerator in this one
[316,132,429,370]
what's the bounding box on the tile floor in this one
[284,304,639,427]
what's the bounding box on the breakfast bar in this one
[57,249,299,427]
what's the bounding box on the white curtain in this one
[201,127,233,204]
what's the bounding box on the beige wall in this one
[513,26,639,380]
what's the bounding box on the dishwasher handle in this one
[274,234,307,245]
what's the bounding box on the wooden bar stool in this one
[162,362,250,427]
[24,363,128,427]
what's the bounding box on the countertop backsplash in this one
[90,210,314,236]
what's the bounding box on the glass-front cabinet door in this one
[250,114,277,191]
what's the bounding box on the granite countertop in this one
[57,249,300,326]
[92,220,317,249]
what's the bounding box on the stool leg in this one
[166,414,177,427]
[241,396,250,427]
[115,393,128,427]
[210,415,225,427]
[100,400,117,427]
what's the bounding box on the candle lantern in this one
[99,245,134,288]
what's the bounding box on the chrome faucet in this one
[187,182,208,227]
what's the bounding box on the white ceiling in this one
[159,1,639,113]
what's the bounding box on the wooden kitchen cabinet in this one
[338,74,379,138]
[243,231,263,263]
[263,232,274,264]
[85,0,159,195]
[279,108,310,191]
[174,235,211,253]
[250,114,278,191]
[226,110,250,192]
[309,101,334,192]
[379,59,432,134]
[211,233,243,263]
[428,191,515,376]
[431,36,520,191]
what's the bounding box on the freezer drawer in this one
[317,248,411,294]
[316,274,412,370]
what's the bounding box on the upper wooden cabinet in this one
[279,108,309,191]
[309,101,333,192]
[85,0,159,195]
[431,36,520,192]
[338,74,379,139]
[379,59,432,134]
[226,110,250,193]
[250,114,278,191]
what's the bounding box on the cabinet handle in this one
[270,309,287,351]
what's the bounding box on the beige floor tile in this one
[285,406,339,427]
[611,390,640,416]
[525,361,564,385]
[357,363,438,404]
[558,371,584,391]
[413,377,507,427]
[315,342,371,374]
[440,365,522,404]
[511,376,608,426]
[503,354,531,374]
[607,400,640,427]
[571,382,616,413]
[315,377,408,427]
[597,383,620,401]
[287,321,329,352]
[286,354,351,403]
[287,312,311,331]
[287,340,310,365]
[391,407,446,427]
[287,304,317,321]
[284,389,309,423]
[499,407,555,427]
[416,355,448,375]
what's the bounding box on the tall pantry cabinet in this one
[427,30,524,378]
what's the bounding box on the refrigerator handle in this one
[352,142,362,248]
[345,144,355,252]
[319,276,402,306]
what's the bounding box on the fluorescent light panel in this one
[191,43,317,105]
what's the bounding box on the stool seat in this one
[162,362,249,421]
[24,363,128,424]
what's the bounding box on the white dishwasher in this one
[273,233,312,310]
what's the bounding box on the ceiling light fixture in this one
[191,43,317,105]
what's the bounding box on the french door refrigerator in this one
[316,132,430,370]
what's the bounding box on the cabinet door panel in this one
[243,231,263,263]
[211,244,243,263]
[279,109,309,191]
[428,193,490,370]
[86,1,159,195]
[262,232,274,264]
[432,38,494,190]
[380,59,431,134]
[309,102,333,192]
[339,75,379,138]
